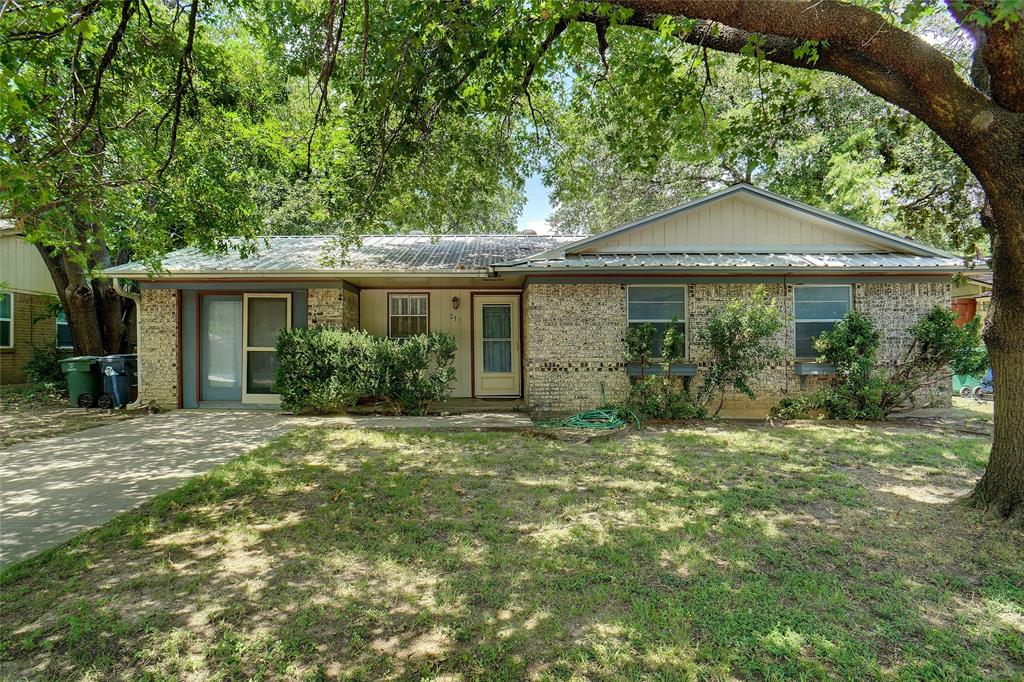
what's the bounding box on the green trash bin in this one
[60,356,101,408]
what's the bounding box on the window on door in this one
[627,285,686,358]
[388,294,428,339]
[482,304,512,373]
[243,293,291,400]
[794,285,852,359]
[0,292,12,348]
[55,310,73,349]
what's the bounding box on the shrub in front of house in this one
[25,346,68,387]
[772,306,984,420]
[695,285,785,416]
[274,327,457,415]
[621,319,705,420]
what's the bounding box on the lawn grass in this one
[1,422,1021,680]
[0,384,138,448]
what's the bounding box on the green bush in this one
[772,305,983,420]
[25,346,67,386]
[696,285,785,415]
[274,327,374,414]
[273,327,456,415]
[625,376,706,420]
[621,317,700,421]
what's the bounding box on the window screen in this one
[627,286,686,358]
[389,294,428,339]
[0,293,12,348]
[794,285,851,358]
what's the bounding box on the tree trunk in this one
[970,184,1024,521]
[35,242,132,357]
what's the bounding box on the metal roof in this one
[493,252,965,271]
[105,234,579,277]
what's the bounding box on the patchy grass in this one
[0,384,139,448]
[1,422,1021,680]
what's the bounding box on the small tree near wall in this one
[697,286,785,416]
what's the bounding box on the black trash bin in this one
[95,354,138,409]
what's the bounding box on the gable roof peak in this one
[522,183,953,262]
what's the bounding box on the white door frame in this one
[241,292,291,404]
[472,293,521,398]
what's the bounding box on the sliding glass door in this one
[200,295,243,402]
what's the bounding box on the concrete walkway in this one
[0,410,532,566]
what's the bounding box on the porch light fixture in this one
[451,296,461,310]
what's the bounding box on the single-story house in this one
[104,183,971,417]
[1,225,73,385]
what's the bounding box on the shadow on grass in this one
[1,424,1021,680]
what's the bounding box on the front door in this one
[473,295,521,397]
[242,293,291,404]
[200,295,243,401]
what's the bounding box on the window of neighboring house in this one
[56,309,73,349]
[388,293,428,339]
[0,292,12,348]
[794,284,852,359]
[627,285,686,358]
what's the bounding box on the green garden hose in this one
[536,407,640,430]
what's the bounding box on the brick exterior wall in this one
[0,292,60,385]
[854,281,952,408]
[138,288,179,409]
[524,283,631,416]
[343,287,359,329]
[307,287,359,329]
[524,280,951,417]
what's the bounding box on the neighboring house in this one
[0,227,71,385]
[104,184,968,417]
[952,270,992,327]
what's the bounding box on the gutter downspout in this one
[112,277,144,410]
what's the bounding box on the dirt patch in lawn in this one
[0,385,139,448]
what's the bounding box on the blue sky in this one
[517,173,554,233]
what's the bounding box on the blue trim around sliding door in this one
[179,289,307,409]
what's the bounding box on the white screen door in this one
[242,293,291,404]
[473,294,521,397]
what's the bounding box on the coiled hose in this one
[535,407,640,430]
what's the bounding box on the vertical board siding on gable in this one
[581,195,870,251]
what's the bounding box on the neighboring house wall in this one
[0,292,59,385]
[0,233,57,296]
[138,288,180,409]
[524,279,951,417]
[1,233,62,385]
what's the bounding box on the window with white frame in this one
[793,285,852,359]
[388,293,428,339]
[56,309,73,348]
[627,285,686,358]
[0,292,12,348]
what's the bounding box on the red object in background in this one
[952,298,977,327]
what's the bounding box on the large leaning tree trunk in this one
[34,219,133,357]
[563,0,1024,518]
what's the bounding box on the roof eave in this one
[104,268,493,280]
[492,265,963,275]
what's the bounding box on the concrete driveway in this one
[0,411,309,566]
